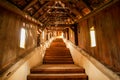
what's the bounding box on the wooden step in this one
[44,57,73,61]
[45,52,71,56]
[46,47,69,51]
[43,57,73,64]
[44,56,72,58]
[53,40,64,42]
[31,64,85,74]
[50,45,66,47]
[46,49,70,53]
[50,42,66,47]
[43,60,74,64]
[53,39,64,41]
[27,73,88,80]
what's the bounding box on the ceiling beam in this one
[47,24,73,27]
[63,1,82,20]
[38,10,48,20]
[23,0,37,11]
[81,0,93,11]
[47,6,69,9]
[78,0,119,22]
[32,1,53,17]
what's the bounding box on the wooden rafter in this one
[23,0,37,11]
[32,1,53,17]
[63,1,82,19]
[38,10,48,20]
[81,0,93,11]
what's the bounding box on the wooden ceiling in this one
[7,0,112,30]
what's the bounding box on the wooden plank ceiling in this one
[7,0,111,31]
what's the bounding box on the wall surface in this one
[68,0,120,72]
[0,38,53,80]
[6,47,43,80]
[69,28,75,44]
[65,39,120,80]
[0,6,38,74]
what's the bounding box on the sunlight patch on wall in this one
[90,26,96,47]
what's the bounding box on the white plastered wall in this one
[0,38,54,80]
[64,39,120,80]
[6,47,43,80]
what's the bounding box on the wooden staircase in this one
[27,38,88,80]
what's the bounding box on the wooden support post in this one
[74,23,78,46]
[70,23,78,46]
[66,28,69,40]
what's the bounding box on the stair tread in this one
[44,57,73,59]
[31,64,85,73]
[32,64,84,70]
[45,52,70,54]
[43,60,74,62]
[28,73,88,78]
[44,55,72,58]
[46,47,69,50]
[43,61,74,64]
[45,53,71,56]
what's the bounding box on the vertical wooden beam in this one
[74,23,78,46]
[66,28,69,40]
[70,23,78,45]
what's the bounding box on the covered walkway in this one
[0,0,120,80]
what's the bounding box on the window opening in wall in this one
[20,28,26,48]
[90,26,96,47]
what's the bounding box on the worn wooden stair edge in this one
[27,73,88,79]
